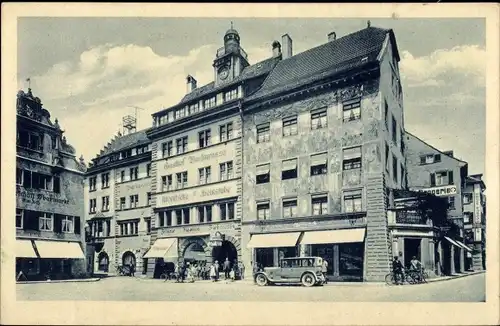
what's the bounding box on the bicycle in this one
[385,271,406,285]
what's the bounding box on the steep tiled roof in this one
[98,129,150,158]
[177,56,281,105]
[247,27,394,102]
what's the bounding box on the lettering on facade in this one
[256,217,366,233]
[125,182,149,192]
[200,186,230,197]
[473,192,481,225]
[209,222,237,231]
[157,226,204,237]
[164,149,228,170]
[411,185,457,197]
[16,191,70,205]
[159,182,235,207]
[162,193,189,204]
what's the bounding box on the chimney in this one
[186,75,197,94]
[443,150,454,157]
[281,34,293,59]
[328,32,337,42]
[272,40,281,57]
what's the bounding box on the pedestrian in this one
[209,263,217,282]
[130,262,135,277]
[392,256,404,285]
[214,260,220,281]
[239,261,245,280]
[252,262,259,283]
[223,258,231,280]
[230,266,236,282]
[321,258,328,284]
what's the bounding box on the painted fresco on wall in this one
[364,120,380,142]
[342,169,362,188]
[342,131,363,148]
[364,143,382,174]
[329,151,342,174]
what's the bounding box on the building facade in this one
[463,174,486,270]
[16,88,87,281]
[241,25,406,281]
[84,130,152,275]
[144,27,280,278]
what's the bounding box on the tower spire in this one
[230,21,233,29]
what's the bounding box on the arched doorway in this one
[184,242,207,263]
[122,251,136,267]
[212,240,238,267]
[97,251,109,272]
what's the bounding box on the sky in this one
[17,17,486,176]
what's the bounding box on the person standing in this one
[223,258,231,280]
[130,262,135,277]
[238,261,245,280]
[392,256,404,285]
[214,260,220,281]
[321,258,328,284]
[209,263,217,282]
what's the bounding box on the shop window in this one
[162,141,173,158]
[310,153,327,176]
[219,122,233,142]
[198,166,211,185]
[176,136,188,154]
[256,164,270,184]
[257,201,270,220]
[282,116,298,136]
[282,198,298,218]
[162,174,173,192]
[342,98,361,122]
[89,199,97,213]
[119,197,126,210]
[311,107,327,129]
[312,195,328,216]
[431,171,453,186]
[343,147,362,170]
[257,123,270,143]
[176,171,188,189]
[129,194,139,209]
[16,209,23,229]
[463,193,473,204]
[343,190,362,213]
[281,159,298,180]
[102,196,110,211]
[39,213,53,231]
[220,161,233,181]
[199,129,212,148]
[448,197,456,210]
[89,176,97,191]
[101,173,109,188]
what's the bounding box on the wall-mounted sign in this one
[17,190,70,205]
[251,216,367,233]
[411,185,457,197]
[157,226,206,238]
[158,180,237,207]
[164,149,230,170]
[208,231,223,247]
[473,228,482,242]
[117,179,151,197]
[473,191,482,225]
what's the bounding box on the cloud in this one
[399,45,486,88]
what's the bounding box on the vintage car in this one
[254,256,325,287]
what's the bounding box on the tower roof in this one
[225,21,239,36]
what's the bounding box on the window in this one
[146,164,151,177]
[162,141,173,158]
[176,171,188,189]
[39,213,53,231]
[384,99,388,128]
[224,89,238,102]
[343,147,362,170]
[392,154,398,183]
[256,164,270,184]
[61,216,74,233]
[448,196,456,210]
[219,122,233,142]
[146,219,152,234]
[220,202,235,221]
[400,130,405,152]
[282,158,298,180]
[391,115,397,143]
[198,205,212,223]
[175,107,186,120]
[102,196,110,211]
[385,143,390,172]
[189,103,199,114]
[175,208,190,225]
[162,175,173,191]
[199,166,211,184]
[199,129,211,148]
[158,114,168,126]
[283,199,298,218]
[129,194,139,208]
[89,199,97,213]
[16,168,23,185]
[101,173,109,188]
[16,209,23,229]
[204,97,216,109]
[400,162,405,185]
[53,176,61,193]
[283,116,298,136]
[119,221,139,236]
[147,192,152,206]
[89,176,97,191]
[120,197,126,210]
[420,154,441,165]
[220,161,233,181]
[312,195,328,216]
[431,171,454,186]
[310,153,327,175]
[120,170,125,183]
[463,193,473,204]
[257,202,270,220]
[129,167,139,181]
[343,190,362,213]
[311,107,327,129]
[464,212,472,224]
[159,211,172,227]
[257,123,270,143]
[17,130,43,151]
[176,136,188,154]
[30,172,52,190]
[343,99,361,122]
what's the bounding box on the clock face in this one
[219,67,229,80]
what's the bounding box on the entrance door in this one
[404,238,422,268]
[97,252,109,272]
[122,251,136,267]
[212,240,237,267]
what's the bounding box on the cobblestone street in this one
[17,272,485,302]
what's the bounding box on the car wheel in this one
[255,274,268,286]
[301,273,315,287]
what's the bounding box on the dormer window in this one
[204,97,216,109]
[175,108,186,120]
[224,89,238,102]
[189,103,199,115]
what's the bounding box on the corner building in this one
[241,25,406,281]
[145,27,279,277]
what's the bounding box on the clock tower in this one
[213,23,250,87]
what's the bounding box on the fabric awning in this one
[17,239,37,258]
[282,159,297,171]
[444,236,462,249]
[256,164,270,175]
[34,241,85,259]
[343,147,361,160]
[143,238,178,260]
[300,228,366,245]
[247,232,301,248]
[454,240,473,252]
[311,153,327,166]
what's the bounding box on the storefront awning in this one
[454,240,473,252]
[300,228,366,245]
[143,238,178,260]
[444,236,463,249]
[247,232,301,248]
[34,241,85,259]
[17,240,37,258]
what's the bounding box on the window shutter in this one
[74,217,81,234]
[448,171,454,185]
[430,173,436,186]
[54,215,62,233]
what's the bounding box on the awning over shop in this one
[300,228,366,245]
[444,236,463,249]
[454,240,473,252]
[34,241,85,259]
[256,164,270,175]
[143,238,178,260]
[311,153,327,166]
[247,232,301,248]
[17,240,37,258]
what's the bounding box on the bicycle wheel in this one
[385,273,395,286]
[421,271,428,283]
[160,273,167,280]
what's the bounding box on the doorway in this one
[97,251,109,272]
[212,240,238,267]
[122,251,136,267]
[404,238,422,268]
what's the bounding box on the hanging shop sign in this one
[208,231,223,247]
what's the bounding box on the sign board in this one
[473,191,482,225]
[157,180,237,208]
[208,232,223,247]
[473,228,482,242]
[17,190,70,205]
[411,185,457,197]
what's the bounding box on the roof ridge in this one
[405,131,468,165]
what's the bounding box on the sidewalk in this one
[17,277,101,284]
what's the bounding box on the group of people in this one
[172,258,245,283]
[392,255,423,284]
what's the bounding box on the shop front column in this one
[459,248,465,273]
[450,246,456,275]
[333,245,340,277]
[273,248,279,267]
[438,241,444,276]
[428,240,435,275]
[299,244,307,257]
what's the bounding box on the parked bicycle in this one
[385,267,428,285]
[116,265,131,276]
